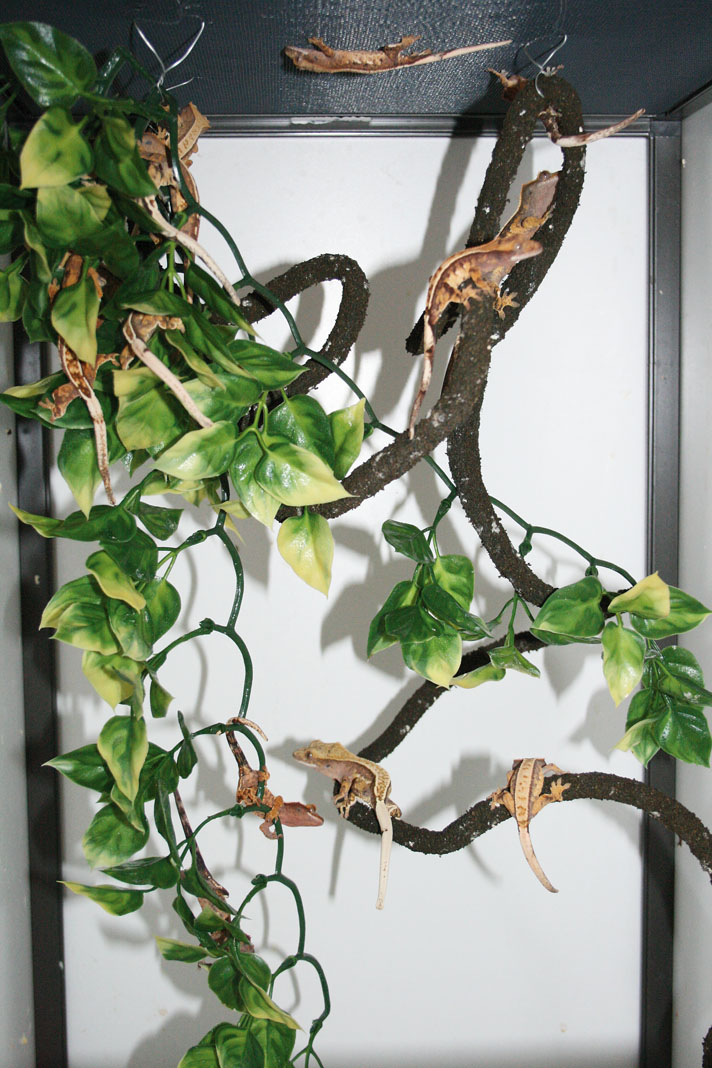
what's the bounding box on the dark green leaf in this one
[185,262,250,327]
[421,584,491,640]
[0,22,97,107]
[82,802,149,868]
[45,742,112,792]
[385,604,444,643]
[250,1019,296,1068]
[93,115,156,197]
[531,577,605,644]
[489,644,541,677]
[367,579,418,657]
[143,578,181,641]
[631,586,712,639]
[0,255,27,322]
[382,520,433,563]
[228,340,305,388]
[207,958,243,1010]
[213,1024,264,1068]
[103,855,177,889]
[653,699,712,766]
[267,395,335,469]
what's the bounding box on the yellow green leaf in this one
[255,440,351,507]
[97,715,148,802]
[601,623,645,706]
[85,550,145,609]
[50,270,99,365]
[20,107,92,188]
[608,572,670,619]
[277,511,334,595]
[60,881,143,916]
[82,651,144,709]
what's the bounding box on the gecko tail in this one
[518,827,558,893]
[375,799,393,909]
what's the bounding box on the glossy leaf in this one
[382,520,433,563]
[93,115,156,197]
[401,628,462,687]
[20,107,92,188]
[133,502,182,540]
[432,554,475,610]
[156,937,209,963]
[208,958,243,1010]
[82,650,144,708]
[268,395,335,469]
[97,715,148,801]
[103,856,177,890]
[0,255,27,322]
[149,674,173,718]
[177,1045,219,1068]
[277,511,334,595]
[0,22,97,107]
[11,501,136,542]
[367,580,418,657]
[250,1019,296,1068]
[329,398,365,480]
[45,742,112,793]
[165,328,224,389]
[53,599,120,655]
[614,688,662,765]
[185,261,251,327]
[86,549,145,608]
[57,428,102,517]
[229,431,281,527]
[36,182,111,244]
[655,646,712,706]
[235,951,271,990]
[101,528,158,585]
[608,572,670,619]
[652,698,712,766]
[107,599,153,661]
[385,604,444,643]
[228,339,305,388]
[489,644,541,677]
[114,366,186,451]
[82,803,149,868]
[184,373,262,422]
[238,980,301,1030]
[213,1024,264,1068]
[631,586,712,638]
[255,440,350,507]
[153,421,241,481]
[451,662,507,689]
[531,577,605,645]
[51,270,100,365]
[143,578,181,641]
[60,881,144,916]
[601,623,645,705]
[421,584,491,640]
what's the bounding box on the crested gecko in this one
[293,740,401,909]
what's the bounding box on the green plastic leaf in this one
[11,502,136,542]
[40,574,96,629]
[185,262,252,329]
[133,502,182,540]
[184,373,262,423]
[22,276,53,341]
[153,421,240,481]
[255,440,350,507]
[53,598,120,655]
[652,698,712,766]
[60,881,144,916]
[489,644,541,677]
[97,715,148,802]
[93,115,156,197]
[57,428,102,517]
[229,431,281,527]
[235,951,271,990]
[655,646,712,706]
[0,255,27,322]
[101,527,158,585]
[601,623,645,705]
[103,856,177,889]
[531,577,605,645]
[432,554,475,610]
[385,604,444,643]
[268,395,335,469]
[451,662,507,689]
[164,328,224,389]
[401,629,462,687]
[156,937,209,963]
[277,511,334,595]
[177,1044,219,1068]
[149,674,174,718]
[608,572,671,619]
[239,980,301,1030]
[19,108,92,188]
[51,270,100,365]
[367,580,418,657]
[631,586,712,638]
[214,1024,264,1068]
[114,365,186,451]
[421,584,491,640]
[208,958,243,1010]
[382,520,433,563]
[106,598,153,660]
[250,1019,296,1068]
[614,688,662,765]
[82,650,145,709]
[82,803,149,868]
[329,398,365,480]
[0,22,97,107]
[45,742,112,793]
[228,339,305,388]
[86,550,146,609]
[36,182,111,244]
[143,578,181,641]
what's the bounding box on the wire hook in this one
[521,33,568,96]
[133,15,205,91]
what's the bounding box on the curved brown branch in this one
[238,253,370,394]
[447,77,586,605]
[359,630,546,763]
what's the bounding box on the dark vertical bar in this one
[13,325,68,1068]
[641,119,681,1068]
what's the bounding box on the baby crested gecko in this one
[284,35,511,74]
[408,168,559,436]
[293,740,401,909]
[489,758,570,893]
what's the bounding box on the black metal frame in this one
[13,117,682,1068]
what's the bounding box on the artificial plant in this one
[2,18,712,1068]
